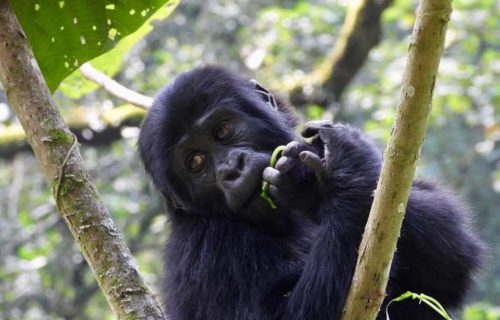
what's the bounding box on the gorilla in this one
[138,66,483,320]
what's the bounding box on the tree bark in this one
[340,1,452,319]
[0,2,165,319]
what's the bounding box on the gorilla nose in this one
[219,152,245,185]
[221,170,240,183]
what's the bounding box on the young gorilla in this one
[138,66,483,320]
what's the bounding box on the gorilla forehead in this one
[157,66,263,142]
[146,66,293,158]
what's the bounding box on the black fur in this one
[138,66,483,320]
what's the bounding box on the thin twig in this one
[79,63,153,109]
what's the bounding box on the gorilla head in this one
[139,66,297,217]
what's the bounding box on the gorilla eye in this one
[186,152,206,173]
[215,122,233,140]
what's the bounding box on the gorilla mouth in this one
[227,158,269,211]
[240,161,271,209]
[242,178,264,208]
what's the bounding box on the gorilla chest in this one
[164,219,303,319]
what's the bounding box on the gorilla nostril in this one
[224,171,240,182]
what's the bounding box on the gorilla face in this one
[171,106,272,213]
[139,66,297,217]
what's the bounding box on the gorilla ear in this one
[250,79,278,111]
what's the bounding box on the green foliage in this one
[239,1,345,87]
[386,291,452,320]
[464,304,500,320]
[18,210,32,228]
[58,4,178,99]
[306,105,325,120]
[383,0,415,26]
[10,0,178,92]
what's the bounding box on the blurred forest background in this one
[0,0,498,319]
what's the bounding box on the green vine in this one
[386,291,453,320]
[260,145,286,209]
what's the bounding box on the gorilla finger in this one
[282,141,308,158]
[318,129,334,144]
[268,185,286,206]
[301,120,335,138]
[318,124,352,144]
[299,151,325,178]
[263,167,285,187]
[275,156,295,172]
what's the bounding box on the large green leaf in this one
[58,4,177,99]
[10,0,177,92]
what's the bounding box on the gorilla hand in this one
[262,141,321,216]
[299,120,339,187]
[301,120,383,206]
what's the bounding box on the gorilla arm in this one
[263,121,482,320]
[262,122,381,319]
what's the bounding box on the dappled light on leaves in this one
[10,0,179,92]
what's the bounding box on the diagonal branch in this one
[289,0,393,108]
[79,63,153,109]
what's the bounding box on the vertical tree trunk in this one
[341,1,452,319]
[0,2,165,319]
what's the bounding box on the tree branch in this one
[341,1,452,319]
[0,2,165,319]
[289,0,393,108]
[79,63,153,109]
[0,105,145,158]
